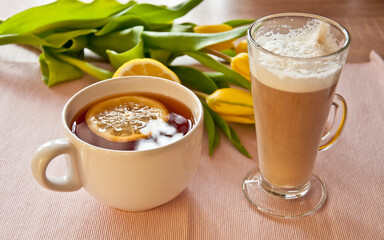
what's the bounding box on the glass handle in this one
[319,93,348,152]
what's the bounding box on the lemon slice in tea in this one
[86,95,169,142]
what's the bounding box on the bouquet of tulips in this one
[0,0,254,157]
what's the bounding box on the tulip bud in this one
[206,88,255,124]
[231,53,250,81]
[193,24,234,51]
[234,39,247,54]
[206,88,254,123]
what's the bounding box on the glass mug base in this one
[242,168,327,218]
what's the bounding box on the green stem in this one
[56,53,113,80]
[201,48,232,63]
[192,90,209,99]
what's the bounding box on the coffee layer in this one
[252,76,338,187]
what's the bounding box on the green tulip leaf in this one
[142,26,248,52]
[212,125,221,154]
[170,22,196,33]
[54,36,88,52]
[107,43,144,70]
[201,101,251,158]
[0,0,135,35]
[187,52,251,90]
[204,72,231,88]
[170,66,218,94]
[223,19,255,27]
[148,49,173,65]
[0,33,49,47]
[88,26,145,65]
[0,29,95,50]
[202,104,219,156]
[56,53,113,80]
[96,15,169,36]
[43,29,96,48]
[39,48,83,86]
[146,23,195,64]
[228,126,251,158]
[220,48,236,57]
[124,0,202,24]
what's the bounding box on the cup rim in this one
[62,76,204,153]
[247,12,351,61]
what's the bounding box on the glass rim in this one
[247,12,351,61]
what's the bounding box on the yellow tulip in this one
[220,114,255,124]
[231,52,250,81]
[234,39,248,54]
[193,24,234,51]
[206,88,254,124]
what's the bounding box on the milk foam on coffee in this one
[250,20,342,92]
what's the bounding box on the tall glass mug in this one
[243,13,350,217]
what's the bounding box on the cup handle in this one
[31,138,82,192]
[319,93,348,152]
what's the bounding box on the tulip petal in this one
[206,88,253,115]
[220,114,254,124]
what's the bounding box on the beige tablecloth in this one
[0,51,383,239]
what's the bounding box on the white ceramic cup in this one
[31,76,204,212]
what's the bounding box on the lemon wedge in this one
[112,58,180,83]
